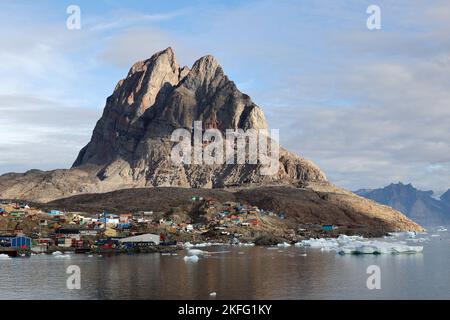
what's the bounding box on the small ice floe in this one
[406,237,429,243]
[238,242,255,247]
[296,238,339,250]
[277,242,291,247]
[52,251,63,256]
[191,243,209,248]
[54,254,71,259]
[209,292,217,297]
[437,226,448,232]
[0,254,11,260]
[184,242,227,248]
[186,249,208,256]
[388,231,414,238]
[299,253,307,257]
[431,234,440,237]
[184,242,194,248]
[171,253,178,256]
[183,255,199,262]
[88,255,94,258]
[161,253,171,256]
[406,231,417,238]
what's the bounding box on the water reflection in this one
[0,237,448,300]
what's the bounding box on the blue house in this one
[48,210,62,215]
[322,225,337,231]
[11,236,32,248]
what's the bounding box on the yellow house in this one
[104,227,117,237]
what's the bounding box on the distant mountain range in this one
[355,183,450,226]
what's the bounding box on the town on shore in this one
[0,194,342,257]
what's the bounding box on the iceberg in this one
[186,248,208,256]
[277,242,291,247]
[184,242,229,248]
[296,235,424,255]
[237,242,255,247]
[0,254,11,260]
[183,242,194,248]
[183,255,199,262]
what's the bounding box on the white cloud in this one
[0,94,101,172]
[88,8,192,32]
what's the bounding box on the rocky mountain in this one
[356,182,450,226]
[0,48,424,233]
[72,47,325,189]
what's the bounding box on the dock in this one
[0,247,19,257]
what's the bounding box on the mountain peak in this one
[182,54,224,89]
[72,49,326,188]
[440,189,450,204]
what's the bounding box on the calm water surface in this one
[1,228,449,300]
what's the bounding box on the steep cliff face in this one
[72,47,326,189]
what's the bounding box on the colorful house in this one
[120,213,132,223]
[322,225,338,231]
[11,236,32,248]
[48,210,62,216]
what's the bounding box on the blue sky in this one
[1,0,450,194]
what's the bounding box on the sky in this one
[1,0,450,194]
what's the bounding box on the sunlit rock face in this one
[72,47,326,189]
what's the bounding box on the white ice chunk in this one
[184,255,199,262]
[296,234,424,255]
[277,242,291,247]
[183,242,194,248]
[238,242,255,247]
[187,249,208,256]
